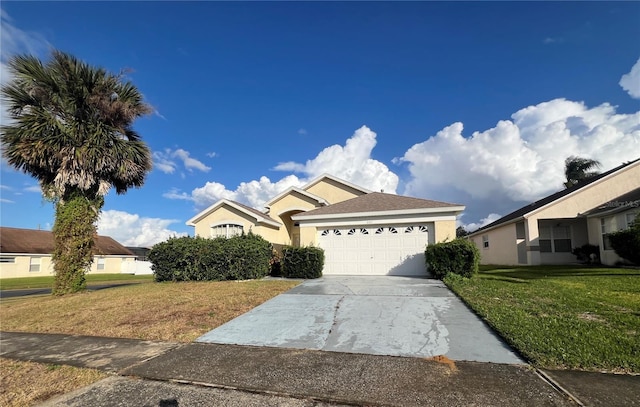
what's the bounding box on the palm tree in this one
[564,156,601,188]
[1,51,152,294]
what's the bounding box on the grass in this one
[444,265,640,373]
[0,278,299,407]
[1,279,299,342]
[0,358,108,407]
[0,273,154,290]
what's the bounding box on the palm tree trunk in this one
[51,191,103,295]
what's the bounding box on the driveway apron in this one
[197,276,523,364]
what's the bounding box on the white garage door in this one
[318,225,429,276]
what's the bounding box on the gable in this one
[269,190,326,216]
[304,176,368,205]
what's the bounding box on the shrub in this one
[281,246,324,279]
[148,233,272,282]
[572,244,600,264]
[608,214,640,265]
[424,238,480,279]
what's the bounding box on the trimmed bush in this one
[608,214,640,265]
[281,246,324,279]
[424,238,480,279]
[572,244,600,264]
[149,233,272,282]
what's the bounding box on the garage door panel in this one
[318,225,429,276]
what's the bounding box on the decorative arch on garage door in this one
[317,225,430,276]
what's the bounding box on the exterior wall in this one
[433,220,456,243]
[524,163,640,265]
[0,255,134,278]
[472,224,519,265]
[299,226,317,247]
[193,205,260,238]
[268,192,323,245]
[304,178,365,204]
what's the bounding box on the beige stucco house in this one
[187,174,464,276]
[468,159,640,266]
[0,227,136,278]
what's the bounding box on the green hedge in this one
[149,234,272,282]
[608,214,640,265]
[281,246,324,279]
[424,238,480,279]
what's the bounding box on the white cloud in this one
[298,128,308,135]
[165,126,400,211]
[397,98,640,225]
[24,185,41,193]
[206,152,218,158]
[0,198,15,204]
[620,57,640,99]
[97,209,187,247]
[1,10,51,125]
[459,213,502,233]
[274,125,399,194]
[153,148,211,174]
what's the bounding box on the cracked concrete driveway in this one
[197,276,523,364]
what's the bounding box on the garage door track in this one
[198,276,523,364]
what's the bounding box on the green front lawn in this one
[444,265,640,373]
[0,274,154,290]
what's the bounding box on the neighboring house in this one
[187,174,464,276]
[0,227,136,278]
[468,159,640,266]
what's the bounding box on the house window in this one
[333,229,342,236]
[97,257,106,271]
[539,225,572,253]
[375,228,384,234]
[0,256,15,263]
[419,226,428,233]
[211,224,244,238]
[405,226,414,233]
[625,212,638,229]
[600,218,613,251]
[360,228,369,235]
[482,235,489,249]
[348,229,356,235]
[321,230,330,236]
[388,227,398,234]
[29,257,41,272]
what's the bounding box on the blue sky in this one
[1,2,639,246]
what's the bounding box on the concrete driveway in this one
[197,276,523,364]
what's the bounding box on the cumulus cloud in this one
[153,148,211,174]
[396,98,640,225]
[165,126,400,211]
[274,125,399,194]
[459,213,502,233]
[1,10,51,125]
[97,209,187,247]
[620,57,640,99]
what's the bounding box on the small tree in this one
[1,51,152,294]
[608,214,640,265]
[456,226,469,238]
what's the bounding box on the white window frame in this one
[97,257,106,271]
[211,223,244,239]
[482,235,489,249]
[29,257,41,272]
[539,225,572,253]
[0,256,16,263]
[625,212,638,229]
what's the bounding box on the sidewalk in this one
[1,331,638,406]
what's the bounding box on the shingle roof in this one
[469,158,640,235]
[295,192,462,217]
[231,200,279,223]
[0,227,134,256]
